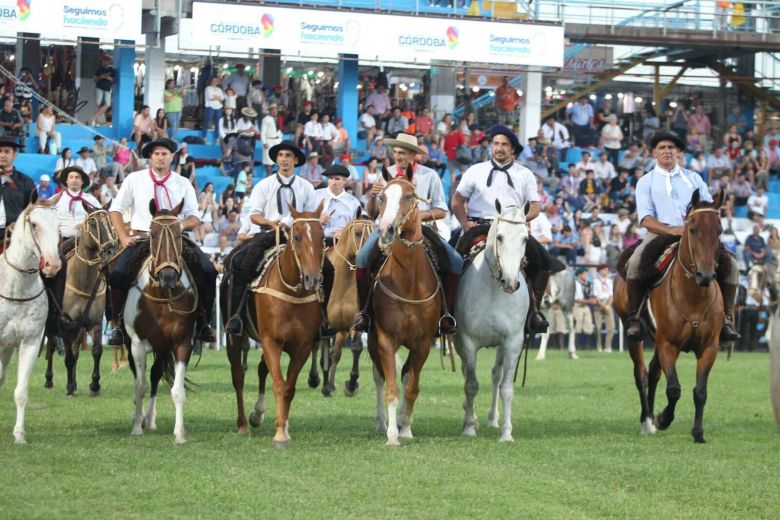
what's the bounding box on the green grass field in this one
[0,345,778,519]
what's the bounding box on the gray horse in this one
[535,266,578,360]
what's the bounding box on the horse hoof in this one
[641,418,657,435]
[499,435,514,443]
[13,430,26,444]
[385,439,401,448]
[130,428,143,437]
[398,428,413,439]
[322,386,332,398]
[43,381,53,389]
[487,419,499,429]
[174,437,187,445]
[462,426,477,437]
[655,414,672,431]
[693,436,706,444]
[344,382,359,397]
[237,426,250,435]
[89,389,100,397]
[249,412,263,428]
[66,392,76,398]
[272,438,289,449]
[308,374,320,389]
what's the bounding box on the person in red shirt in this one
[443,121,468,196]
[416,108,434,139]
[495,76,520,125]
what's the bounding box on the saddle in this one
[455,224,491,272]
[368,225,449,281]
[616,234,682,287]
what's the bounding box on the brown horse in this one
[224,202,325,446]
[614,190,725,443]
[369,175,440,447]
[44,202,117,396]
[123,200,199,444]
[312,216,374,397]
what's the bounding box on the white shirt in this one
[55,189,100,237]
[593,160,616,181]
[360,112,376,129]
[55,157,75,173]
[304,121,323,139]
[248,173,317,223]
[260,115,280,143]
[386,163,448,212]
[592,275,614,304]
[219,117,236,140]
[456,160,539,219]
[75,156,97,175]
[530,212,552,243]
[204,85,225,110]
[540,122,570,150]
[109,168,199,232]
[313,188,362,238]
[235,118,258,135]
[575,159,597,175]
[321,122,339,142]
[747,193,768,216]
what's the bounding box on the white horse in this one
[0,195,62,443]
[454,203,530,442]
[535,267,578,360]
[770,304,780,430]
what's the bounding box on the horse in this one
[43,202,117,396]
[122,200,199,444]
[369,175,441,447]
[223,202,325,446]
[769,302,780,429]
[0,194,62,443]
[614,190,725,443]
[454,202,530,442]
[312,215,374,397]
[535,267,578,360]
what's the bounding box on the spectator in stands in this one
[641,108,660,144]
[707,147,731,178]
[249,81,264,116]
[530,206,553,247]
[92,55,114,126]
[731,171,752,207]
[765,139,780,175]
[623,222,641,249]
[579,169,600,198]
[368,134,389,163]
[595,99,615,130]
[91,135,110,169]
[495,76,520,125]
[471,135,490,164]
[593,151,616,184]
[687,105,712,149]
[726,106,748,135]
[671,103,689,138]
[163,79,183,140]
[98,174,118,205]
[591,264,615,352]
[747,186,768,220]
[36,174,56,199]
[443,122,468,193]
[436,113,453,137]
[725,137,742,165]
[361,156,381,204]
[172,142,195,179]
[112,137,133,181]
[154,108,168,139]
[339,154,362,199]
[574,151,596,177]
[196,182,217,243]
[332,118,350,157]
[300,151,324,187]
[618,142,641,171]
[260,104,281,176]
[614,207,632,234]
[743,223,771,269]
[768,227,780,267]
[416,108,434,140]
[689,150,707,176]
[36,105,60,154]
[364,85,392,123]
[551,225,578,266]
[0,98,23,150]
[600,114,623,168]
[223,64,250,110]
[400,103,416,135]
[74,147,97,179]
[385,107,409,138]
[686,128,704,154]
[319,113,339,164]
[303,111,323,154]
[723,124,743,149]
[606,225,623,267]
[609,168,631,199]
[219,208,242,251]
[756,149,770,190]
[132,105,158,149]
[425,141,446,178]
[566,97,595,147]
[766,126,780,146]
[573,267,595,345]
[219,107,237,157]
[203,76,225,142]
[359,105,377,144]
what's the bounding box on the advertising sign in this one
[0,0,141,41]
[190,2,563,68]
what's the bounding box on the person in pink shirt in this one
[687,106,711,147]
[416,108,434,139]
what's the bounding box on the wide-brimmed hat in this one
[59,165,90,190]
[241,107,258,118]
[0,136,22,150]
[308,151,319,159]
[322,164,350,178]
[269,140,305,167]
[77,146,92,154]
[383,133,425,155]
[488,124,523,154]
[141,138,177,158]
[649,131,686,151]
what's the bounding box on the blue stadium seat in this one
[769,180,780,193]
[767,192,780,206]
[14,154,58,182]
[733,205,749,218]
[187,144,222,160]
[565,148,582,164]
[767,207,780,219]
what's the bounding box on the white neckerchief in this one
[326,188,346,202]
[655,163,692,196]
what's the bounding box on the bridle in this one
[149,214,184,279]
[0,204,56,302]
[678,207,721,280]
[331,219,374,271]
[379,178,429,249]
[73,209,118,269]
[486,213,528,286]
[275,217,324,293]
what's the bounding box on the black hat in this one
[322,164,350,178]
[222,131,238,145]
[649,131,686,151]
[0,136,22,150]
[59,165,91,190]
[141,138,177,158]
[77,146,92,154]
[269,140,306,167]
[488,124,523,154]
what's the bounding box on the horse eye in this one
[496,235,504,242]
[292,235,300,241]
[690,229,696,235]
[404,195,413,201]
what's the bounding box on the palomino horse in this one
[225,203,325,446]
[614,190,725,443]
[44,202,117,396]
[370,175,440,447]
[123,200,198,444]
[313,216,374,397]
[535,267,578,360]
[0,194,62,443]
[454,203,530,442]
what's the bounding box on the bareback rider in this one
[450,124,555,334]
[224,140,322,336]
[107,138,217,345]
[351,133,463,335]
[0,136,36,251]
[312,164,362,246]
[624,131,740,342]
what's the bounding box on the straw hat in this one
[383,133,424,155]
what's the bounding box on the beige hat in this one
[241,106,258,118]
[383,133,425,155]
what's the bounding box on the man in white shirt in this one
[566,97,595,147]
[530,211,552,246]
[313,164,362,245]
[360,106,377,144]
[55,166,100,238]
[593,151,616,182]
[74,147,98,179]
[574,151,597,177]
[747,187,768,219]
[591,264,615,352]
[451,124,565,334]
[107,138,217,345]
[352,133,462,335]
[260,104,282,176]
[706,148,731,177]
[303,112,323,154]
[222,63,250,108]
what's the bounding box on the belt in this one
[468,217,494,225]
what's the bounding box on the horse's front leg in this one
[455,334,479,437]
[249,356,268,428]
[344,332,362,397]
[260,338,288,447]
[64,331,79,397]
[307,340,320,389]
[536,331,549,360]
[13,336,43,444]
[171,345,193,444]
[44,338,54,389]
[628,337,655,435]
[692,345,718,443]
[376,331,400,446]
[654,341,681,431]
[280,341,314,444]
[129,340,148,437]
[144,354,165,432]
[497,341,523,443]
[89,326,103,396]
[399,340,431,440]
[488,346,505,428]
[226,335,249,433]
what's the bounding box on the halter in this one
[274,217,324,293]
[331,219,374,271]
[0,204,55,302]
[486,213,528,286]
[678,207,721,280]
[379,178,429,249]
[148,214,184,279]
[73,209,118,269]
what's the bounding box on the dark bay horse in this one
[44,202,117,396]
[123,200,198,444]
[224,203,325,446]
[614,190,725,443]
[370,175,440,447]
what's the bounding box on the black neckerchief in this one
[487,160,514,188]
[276,173,296,214]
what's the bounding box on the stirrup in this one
[351,311,371,333]
[626,316,643,340]
[225,315,244,336]
[528,312,548,334]
[198,323,217,343]
[720,320,740,342]
[438,313,457,336]
[108,326,124,347]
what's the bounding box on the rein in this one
[486,214,528,285]
[73,209,118,269]
[331,220,374,271]
[380,178,430,250]
[273,217,324,294]
[0,205,53,303]
[666,257,719,329]
[678,207,720,279]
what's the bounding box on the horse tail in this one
[155,351,198,392]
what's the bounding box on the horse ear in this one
[314,199,325,217]
[381,166,391,183]
[715,189,726,208]
[689,188,700,208]
[287,202,299,218]
[102,201,111,211]
[354,205,362,219]
[524,201,531,216]
[29,187,39,206]
[172,199,185,216]
[406,163,414,183]
[495,199,502,215]
[48,191,63,205]
[82,200,95,214]
[149,199,158,217]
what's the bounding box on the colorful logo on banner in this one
[17,0,30,21]
[446,26,458,49]
[261,13,274,36]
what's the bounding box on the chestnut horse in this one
[614,190,725,443]
[370,175,440,447]
[225,203,325,447]
[123,200,198,444]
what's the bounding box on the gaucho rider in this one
[351,133,463,335]
[107,138,218,345]
[224,140,334,337]
[624,131,740,342]
[450,124,561,334]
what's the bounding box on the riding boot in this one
[319,257,336,338]
[526,270,550,334]
[351,266,373,333]
[719,282,741,342]
[438,273,460,335]
[108,287,127,346]
[626,278,646,341]
[225,282,250,336]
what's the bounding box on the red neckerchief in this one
[394,162,418,179]
[149,168,173,210]
[65,189,85,213]
[0,169,17,190]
